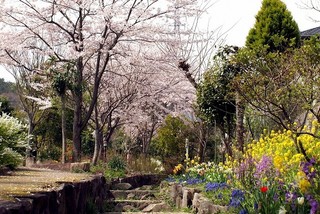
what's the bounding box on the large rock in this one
[181,189,189,208]
[198,200,228,214]
[142,202,170,212]
[192,192,228,214]
[164,182,228,214]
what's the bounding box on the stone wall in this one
[0,175,107,214]
[167,183,228,214]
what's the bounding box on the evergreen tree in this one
[246,0,300,52]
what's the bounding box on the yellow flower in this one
[297,170,305,179]
[298,179,311,193]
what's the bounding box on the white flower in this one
[297,197,305,205]
[278,206,287,214]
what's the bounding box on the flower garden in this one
[170,122,320,214]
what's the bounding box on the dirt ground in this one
[0,166,92,201]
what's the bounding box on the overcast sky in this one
[208,0,319,46]
[1,0,319,82]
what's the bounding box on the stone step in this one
[105,199,163,212]
[135,185,158,190]
[105,212,191,214]
[110,189,158,199]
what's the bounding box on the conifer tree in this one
[246,0,300,52]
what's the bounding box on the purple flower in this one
[310,198,319,214]
[231,189,245,198]
[306,195,319,214]
[235,157,255,180]
[229,189,245,208]
[186,178,204,185]
[166,177,175,182]
[254,155,273,180]
[300,157,318,182]
[229,198,241,207]
[254,202,258,210]
[310,157,316,165]
[205,182,227,191]
[285,192,297,203]
[239,209,248,214]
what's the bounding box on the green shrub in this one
[151,115,194,172]
[90,161,107,174]
[104,169,125,179]
[0,113,29,168]
[38,144,61,161]
[108,156,126,171]
[90,158,126,181]
[127,155,165,174]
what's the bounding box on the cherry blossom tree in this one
[4,51,52,163]
[0,0,204,162]
[90,67,139,165]
[149,1,228,161]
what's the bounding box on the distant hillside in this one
[0,78,14,93]
[0,78,21,110]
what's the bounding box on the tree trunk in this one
[198,122,206,163]
[92,105,103,165]
[26,116,36,166]
[27,116,35,147]
[72,57,84,162]
[92,130,103,165]
[92,135,100,166]
[236,93,245,153]
[142,120,157,154]
[61,93,67,164]
[220,124,233,158]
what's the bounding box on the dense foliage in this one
[0,96,14,115]
[151,115,194,172]
[0,114,29,168]
[197,46,239,156]
[33,107,74,161]
[246,0,300,52]
[197,46,237,126]
[234,36,320,143]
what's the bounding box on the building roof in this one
[300,26,320,38]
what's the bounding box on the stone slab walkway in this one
[0,167,91,201]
